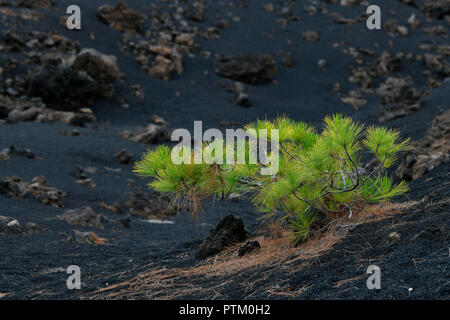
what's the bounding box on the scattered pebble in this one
[114,149,134,165]
[301,30,319,42]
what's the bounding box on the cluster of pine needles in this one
[134,114,410,244]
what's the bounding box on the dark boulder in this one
[195,214,248,259]
[71,49,122,100]
[27,54,97,111]
[27,49,121,111]
[214,55,277,85]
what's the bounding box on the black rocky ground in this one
[0,0,448,299]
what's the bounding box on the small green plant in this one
[134,114,410,244]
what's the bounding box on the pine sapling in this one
[134,114,411,244]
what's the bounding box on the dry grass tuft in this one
[333,274,364,289]
[355,200,420,222]
[267,220,284,239]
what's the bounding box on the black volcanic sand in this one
[0,0,449,299]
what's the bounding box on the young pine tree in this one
[134,114,410,244]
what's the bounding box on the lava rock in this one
[6,219,20,231]
[0,216,38,235]
[25,222,38,232]
[0,94,96,126]
[423,0,450,19]
[120,116,171,144]
[340,90,367,110]
[99,201,121,213]
[7,107,40,123]
[317,59,327,68]
[72,230,108,244]
[214,55,277,85]
[0,176,66,208]
[232,92,251,107]
[396,110,450,180]
[375,77,420,105]
[375,76,422,122]
[144,45,184,81]
[195,214,248,259]
[114,149,134,164]
[412,153,450,179]
[71,49,122,100]
[301,30,319,42]
[238,240,260,256]
[57,206,106,229]
[120,214,131,228]
[97,1,147,33]
[124,192,174,218]
[27,49,121,111]
[27,53,96,111]
[73,165,87,180]
[277,51,294,68]
[185,2,205,22]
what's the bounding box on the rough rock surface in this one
[0,216,38,235]
[145,45,184,81]
[27,54,97,110]
[195,215,248,259]
[301,30,320,42]
[120,116,171,144]
[114,149,133,164]
[375,77,420,106]
[214,55,277,85]
[27,49,121,111]
[0,176,66,208]
[97,2,147,34]
[0,94,96,125]
[375,76,422,122]
[71,49,122,100]
[117,2,198,80]
[57,206,107,229]
[396,110,450,180]
[184,2,205,22]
